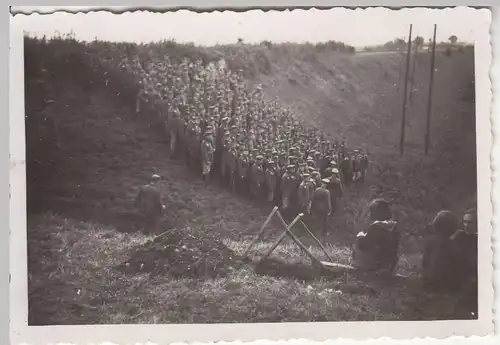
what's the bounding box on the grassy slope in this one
[26,40,476,324]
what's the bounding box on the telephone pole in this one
[424,24,438,155]
[399,24,413,155]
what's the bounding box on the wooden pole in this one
[396,51,406,92]
[425,25,438,155]
[274,212,323,267]
[409,44,419,106]
[259,213,303,262]
[299,220,334,262]
[399,24,413,156]
[242,206,279,257]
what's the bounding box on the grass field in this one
[25,38,477,324]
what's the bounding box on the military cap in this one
[321,178,330,184]
[330,160,337,165]
[271,150,278,155]
[332,168,339,174]
[231,125,238,129]
[256,155,264,160]
[204,130,213,135]
[302,173,310,178]
[287,165,295,169]
[151,174,161,181]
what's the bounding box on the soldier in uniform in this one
[327,168,343,215]
[298,162,308,179]
[201,129,215,182]
[219,129,231,185]
[280,165,296,211]
[135,174,165,232]
[168,99,181,157]
[359,153,369,183]
[311,178,332,237]
[237,150,251,196]
[250,155,265,200]
[297,173,312,215]
[311,170,322,189]
[264,160,278,203]
[352,152,361,182]
[184,117,196,168]
[340,156,353,186]
[227,141,239,193]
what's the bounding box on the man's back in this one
[422,234,460,291]
[136,184,162,217]
[450,230,478,285]
[353,220,399,274]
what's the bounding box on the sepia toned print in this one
[9,5,493,343]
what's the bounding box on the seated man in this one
[422,210,461,291]
[352,199,399,276]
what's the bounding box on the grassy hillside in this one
[25,36,477,324]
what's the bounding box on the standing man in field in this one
[265,160,278,203]
[311,178,332,237]
[201,129,215,183]
[135,174,165,233]
[280,165,296,211]
[297,173,312,215]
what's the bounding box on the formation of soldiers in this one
[114,49,477,315]
[111,52,369,231]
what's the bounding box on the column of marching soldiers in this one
[115,53,369,231]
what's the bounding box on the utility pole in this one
[424,24,438,155]
[409,40,419,106]
[399,24,413,155]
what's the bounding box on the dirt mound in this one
[119,226,244,278]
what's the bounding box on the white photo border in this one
[7,3,497,344]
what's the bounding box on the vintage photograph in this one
[10,5,493,340]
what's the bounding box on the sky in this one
[11,6,490,48]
